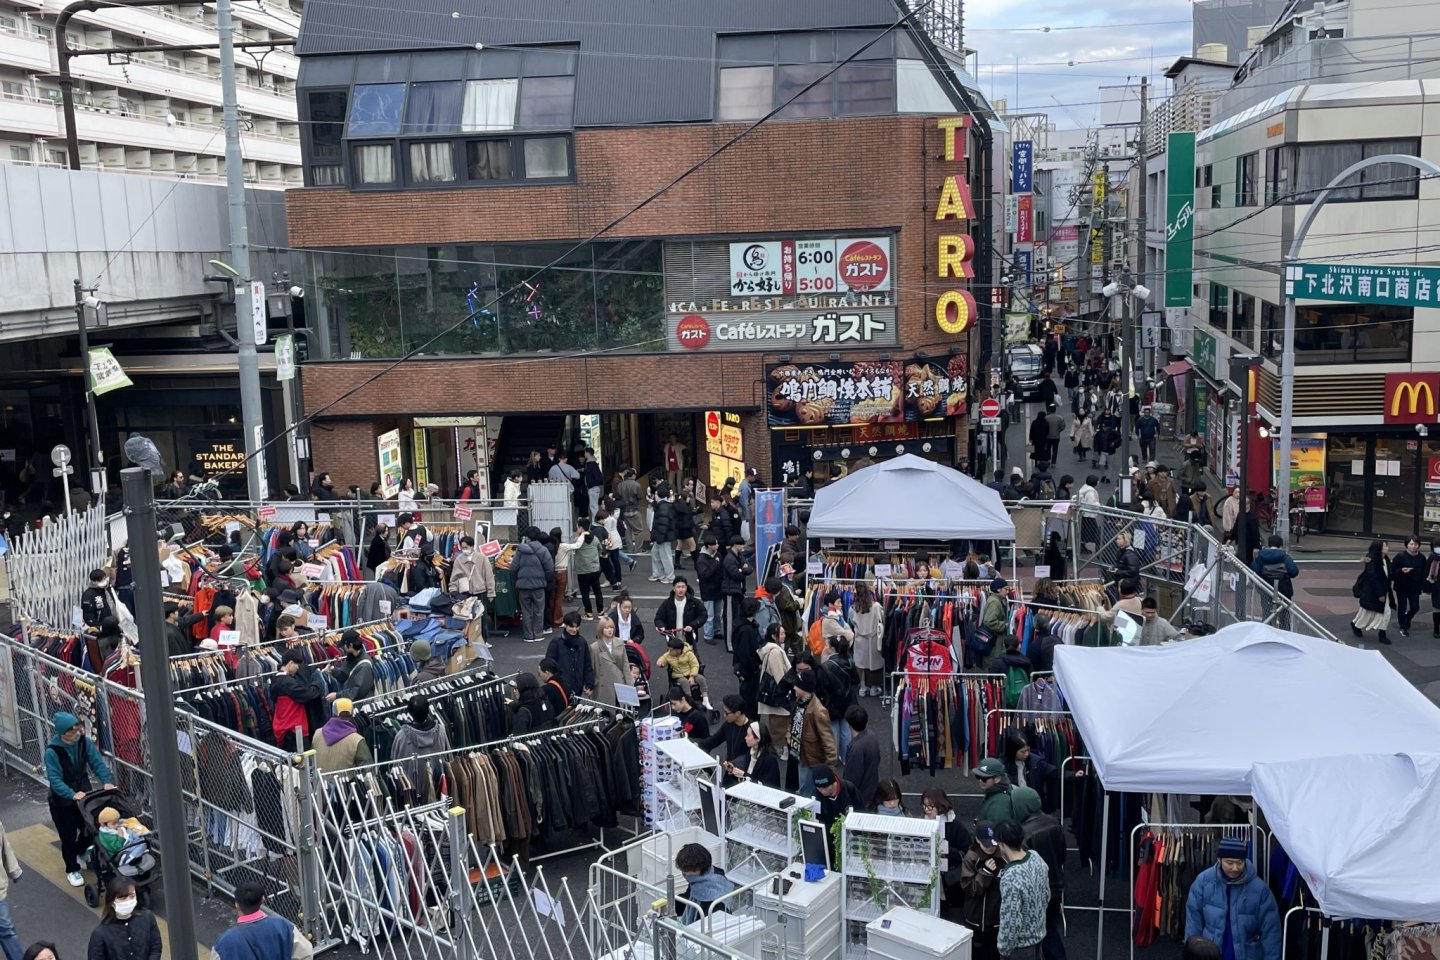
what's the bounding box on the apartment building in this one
[0,0,302,184]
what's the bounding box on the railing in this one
[1219,33,1440,118]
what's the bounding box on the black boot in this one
[1351,622,1363,638]
[1378,630,1392,645]
[1432,611,1439,639]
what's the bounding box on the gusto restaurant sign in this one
[935,116,977,336]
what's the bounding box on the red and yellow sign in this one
[934,115,975,336]
[1384,373,1440,424]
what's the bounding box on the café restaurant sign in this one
[665,305,898,352]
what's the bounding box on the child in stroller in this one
[78,788,159,907]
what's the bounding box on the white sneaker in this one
[524,636,543,644]
[702,697,713,711]
[67,871,84,887]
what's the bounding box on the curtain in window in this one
[466,140,511,180]
[352,144,394,184]
[1362,140,1418,199]
[717,66,773,122]
[1296,143,1360,200]
[409,142,455,182]
[311,164,344,186]
[403,81,461,134]
[462,79,517,131]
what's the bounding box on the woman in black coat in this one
[88,877,161,960]
[1352,539,1395,645]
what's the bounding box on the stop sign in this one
[980,397,1002,419]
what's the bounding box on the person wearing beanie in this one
[790,668,836,796]
[311,698,371,772]
[1184,836,1281,960]
[1182,937,1223,960]
[270,649,326,753]
[43,711,114,886]
[811,764,859,833]
[95,805,150,866]
[410,640,447,685]
[389,695,450,804]
[975,577,1011,667]
[336,630,375,702]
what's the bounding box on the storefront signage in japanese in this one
[1090,170,1107,264]
[1016,195,1033,244]
[766,358,967,427]
[665,306,898,352]
[934,115,978,337]
[274,334,296,381]
[1193,328,1220,382]
[1287,262,1440,309]
[728,237,892,296]
[1383,373,1440,425]
[705,411,723,455]
[1014,250,1032,286]
[1165,132,1196,307]
[88,347,133,396]
[377,429,403,499]
[1012,140,1033,193]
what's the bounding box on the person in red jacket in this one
[271,649,325,752]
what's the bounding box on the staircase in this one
[493,415,568,487]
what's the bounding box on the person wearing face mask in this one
[449,535,497,610]
[334,631,375,703]
[87,877,160,960]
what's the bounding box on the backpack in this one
[822,656,856,714]
[1002,666,1029,709]
[1036,477,1056,500]
[758,670,794,710]
[808,619,825,658]
[1259,558,1289,584]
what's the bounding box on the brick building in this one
[288,0,998,497]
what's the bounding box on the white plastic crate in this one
[753,865,843,960]
[865,906,973,960]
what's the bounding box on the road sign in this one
[979,398,1002,419]
[981,416,1002,429]
[1287,262,1440,309]
[50,444,71,467]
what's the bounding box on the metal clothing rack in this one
[889,669,1007,784]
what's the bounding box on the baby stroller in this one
[78,787,160,908]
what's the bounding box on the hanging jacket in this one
[511,540,554,591]
[1183,861,1282,960]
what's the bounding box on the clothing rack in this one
[890,671,1006,778]
[1131,822,1270,958]
[982,708,1081,765]
[1280,907,1398,960]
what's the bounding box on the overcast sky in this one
[962,0,1195,128]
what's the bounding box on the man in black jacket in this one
[730,598,762,716]
[721,536,752,650]
[649,484,677,582]
[694,535,724,645]
[843,705,881,810]
[1105,531,1142,591]
[699,695,752,786]
[1024,809,1068,960]
[163,601,206,658]
[80,568,115,631]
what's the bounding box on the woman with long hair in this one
[87,877,160,960]
[1352,539,1395,645]
[850,581,884,696]
[397,478,417,511]
[510,673,555,735]
[734,721,780,789]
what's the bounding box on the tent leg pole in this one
[1320,923,1330,957]
[1096,790,1109,960]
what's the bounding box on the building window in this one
[1208,282,1228,331]
[402,80,461,135]
[408,141,455,183]
[1269,139,1421,202]
[775,63,832,119]
[717,66,772,121]
[347,83,405,136]
[1232,290,1254,345]
[352,143,395,185]
[305,89,347,185]
[30,22,52,40]
[835,61,893,116]
[1292,304,1412,363]
[523,136,569,179]
[1265,146,1289,203]
[465,139,512,181]
[9,144,32,162]
[1236,152,1257,206]
[517,75,575,129]
[461,79,517,131]
[0,14,18,35]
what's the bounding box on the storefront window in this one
[1326,434,1367,535]
[314,240,665,358]
[1374,437,1419,538]
[1292,304,1411,364]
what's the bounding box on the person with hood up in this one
[512,527,555,643]
[44,712,114,887]
[1183,837,1281,960]
[409,640,448,684]
[675,844,734,925]
[545,611,595,698]
[311,699,372,772]
[271,649,327,753]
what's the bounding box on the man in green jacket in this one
[973,757,1042,825]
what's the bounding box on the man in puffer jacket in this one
[512,527,554,643]
[1184,838,1281,960]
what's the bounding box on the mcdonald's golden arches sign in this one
[1383,373,1440,425]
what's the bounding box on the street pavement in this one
[3,387,1438,958]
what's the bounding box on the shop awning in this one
[1162,360,1191,377]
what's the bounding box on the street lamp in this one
[1277,154,1440,542]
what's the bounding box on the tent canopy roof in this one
[1251,752,1440,922]
[1053,623,1440,794]
[805,454,1017,541]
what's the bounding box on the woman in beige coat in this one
[589,617,630,706]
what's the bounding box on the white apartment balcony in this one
[0,28,52,72]
[1220,33,1440,116]
[0,90,61,135]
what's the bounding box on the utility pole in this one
[72,279,105,495]
[121,468,199,960]
[219,0,267,501]
[1137,76,1149,400]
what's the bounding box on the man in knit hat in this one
[410,640,447,684]
[311,699,372,773]
[1184,836,1281,960]
[43,711,114,885]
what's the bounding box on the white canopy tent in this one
[1052,622,1440,795]
[805,454,1016,541]
[1251,752,1440,923]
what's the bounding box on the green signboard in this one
[1287,262,1440,309]
[1164,132,1196,308]
[1193,328,1218,382]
